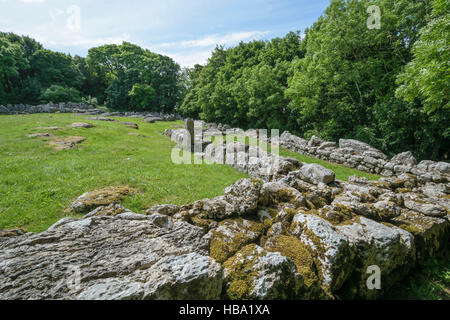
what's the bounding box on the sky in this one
[0,0,330,67]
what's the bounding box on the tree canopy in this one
[179,0,449,161]
[0,35,181,113]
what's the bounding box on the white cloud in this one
[153,30,270,67]
[167,50,213,68]
[160,31,270,48]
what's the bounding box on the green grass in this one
[384,254,450,300]
[0,113,248,232]
[0,114,379,233]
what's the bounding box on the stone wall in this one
[278,131,450,182]
[0,102,99,115]
[196,122,450,183]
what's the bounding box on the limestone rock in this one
[224,178,262,216]
[49,136,86,150]
[70,186,136,214]
[291,213,353,292]
[336,217,415,298]
[392,210,449,260]
[259,181,306,208]
[83,203,132,218]
[69,122,93,129]
[27,133,50,138]
[298,163,336,185]
[0,213,222,300]
[208,218,265,263]
[391,151,417,166]
[223,244,301,299]
[0,229,27,238]
[121,122,139,130]
[403,195,447,217]
[146,204,180,216]
[339,139,386,159]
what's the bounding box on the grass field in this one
[0,113,447,299]
[0,114,381,233]
[0,113,249,233]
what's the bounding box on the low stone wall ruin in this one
[0,102,183,122]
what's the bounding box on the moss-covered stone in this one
[70,186,137,214]
[264,235,324,298]
[209,218,264,263]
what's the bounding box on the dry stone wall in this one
[279,131,450,181]
[0,102,183,122]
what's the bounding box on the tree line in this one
[0,34,181,112]
[180,0,449,161]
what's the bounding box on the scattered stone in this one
[86,117,116,121]
[49,136,86,150]
[27,133,50,138]
[121,122,139,130]
[145,117,163,123]
[69,122,93,129]
[36,126,62,131]
[70,186,136,214]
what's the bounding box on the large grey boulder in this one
[298,163,335,185]
[291,213,353,292]
[224,178,262,216]
[0,213,222,300]
[336,217,415,299]
[222,244,302,299]
[339,139,387,159]
[391,151,417,166]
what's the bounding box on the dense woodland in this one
[0,0,448,160]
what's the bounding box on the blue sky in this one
[0,0,330,67]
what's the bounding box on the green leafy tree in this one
[0,36,28,104]
[129,83,156,110]
[39,85,82,103]
[396,0,450,113]
[87,42,180,111]
[30,50,82,89]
